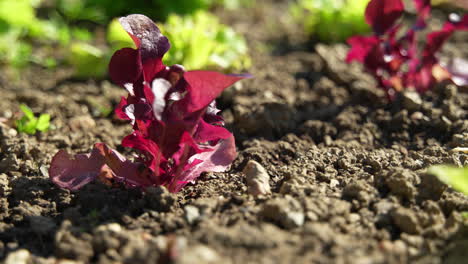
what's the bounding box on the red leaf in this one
[194,119,233,143]
[365,0,404,35]
[413,0,430,12]
[115,96,131,120]
[423,15,468,63]
[109,48,142,86]
[49,148,105,190]
[119,14,170,62]
[168,135,237,192]
[119,14,170,81]
[122,132,164,172]
[346,35,379,63]
[180,71,249,113]
[49,143,153,190]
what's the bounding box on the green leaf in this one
[19,104,35,120]
[36,114,50,132]
[16,104,50,134]
[428,165,468,195]
[23,119,38,134]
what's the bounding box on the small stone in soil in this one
[243,160,271,196]
[178,245,220,264]
[401,91,422,112]
[184,205,200,225]
[4,249,30,264]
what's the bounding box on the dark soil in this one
[1,1,468,263]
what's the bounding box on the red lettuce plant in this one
[346,0,468,99]
[49,14,249,192]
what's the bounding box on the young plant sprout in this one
[346,0,468,99]
[49,14,249,192]
[16,104,50,135]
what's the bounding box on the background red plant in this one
[346,0,468,99]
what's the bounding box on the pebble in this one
[348,213,361,223]
[184,205,200,225]
[7,128,17,137]
[452,147,468,153]
[401,91,422,111]
[95,223,122,234]
[286,212,305,228]
[40,165,49,177]
[179,245,220,264]
[393,240,407,254]
[243,160,271,196]
[55,260,85,264]
[4,249,30,264]
[329,179,339,188]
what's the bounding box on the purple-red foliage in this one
[49,14,249,192]
[346,0,468,99]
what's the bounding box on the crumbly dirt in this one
[1,1,468,263]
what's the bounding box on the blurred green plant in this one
[16,104,50,134]
[0,0,54,69]
[160,11,251,70]
[67,18,134,78]
[429,165,468,195]
[213,0,255,9]
[0,0,252,77]
[68,43,108,78]
[0,0,93,71]
[55,0,255,24]
[56,0,215,24]
[70,11,251,78]
[290,0,371,42]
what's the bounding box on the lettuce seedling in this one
[290,0,371,42]
[160,11,251,70]
[49,14,249,192]
[346,0,468,99]
[429,165,468,195]
[16,104,50,135]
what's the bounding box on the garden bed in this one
[0,0,467,263]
